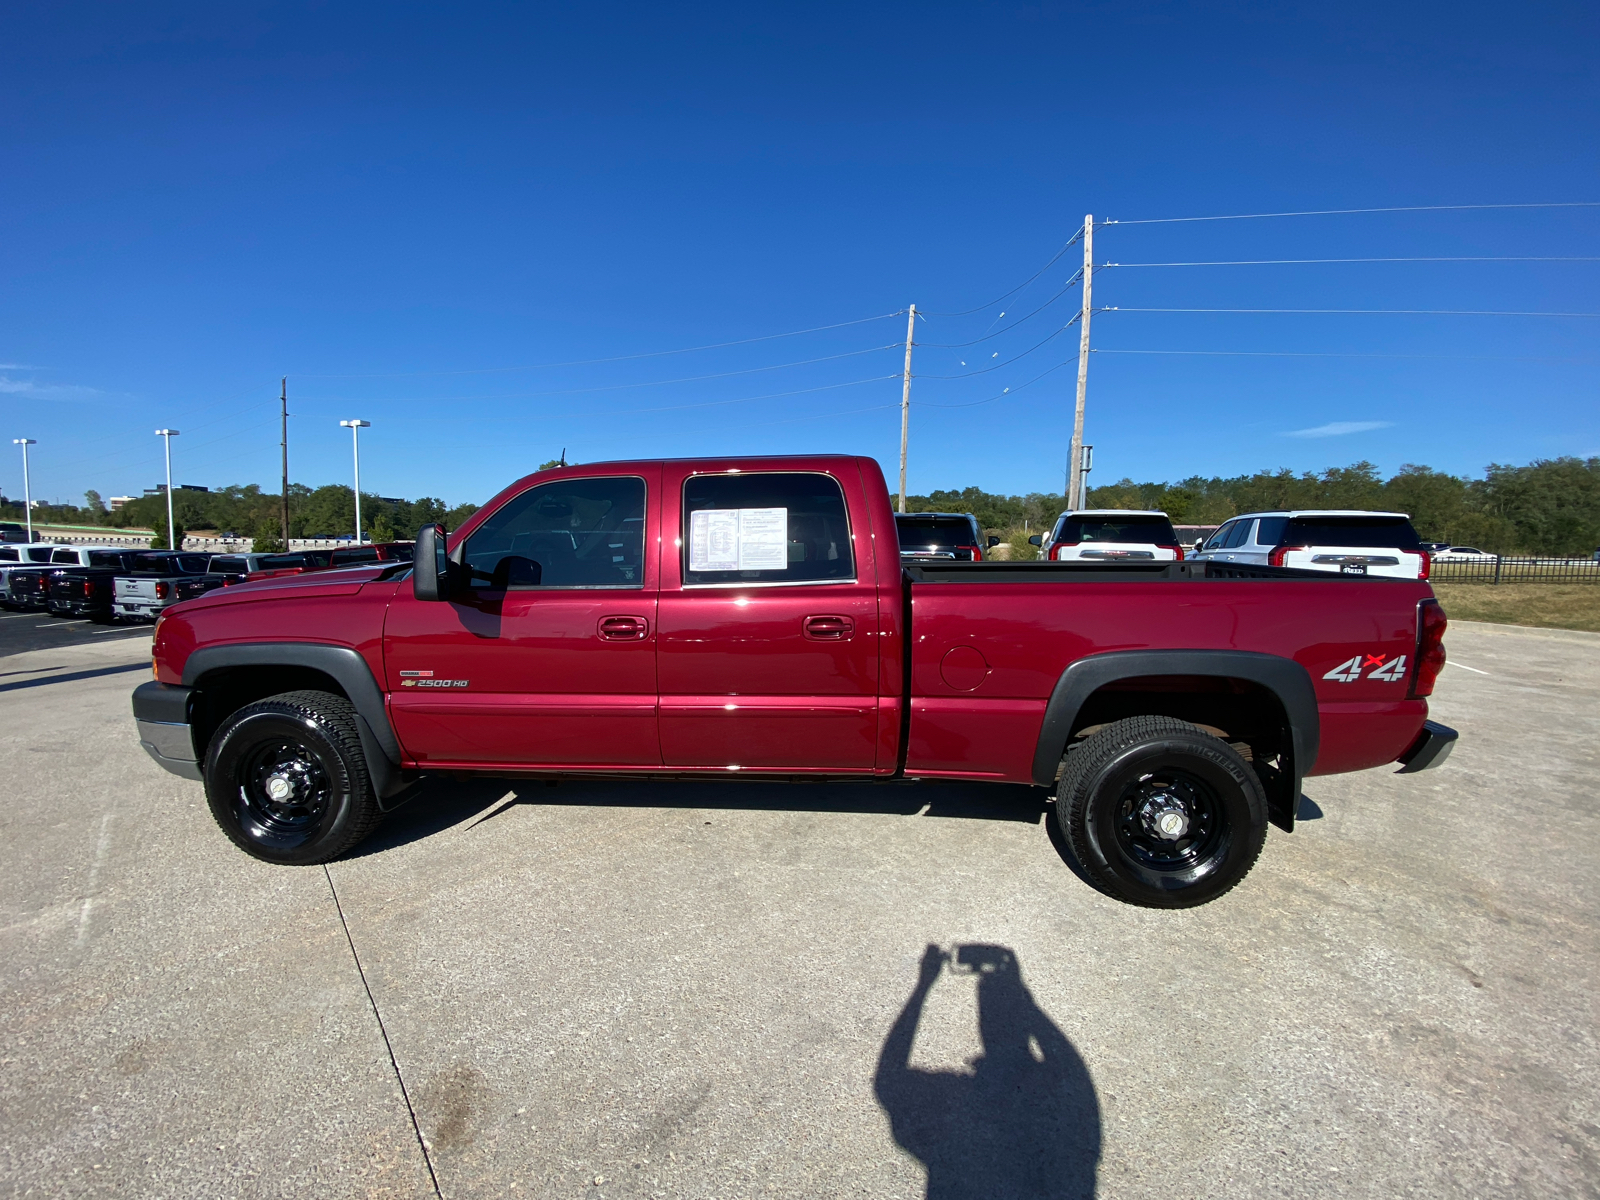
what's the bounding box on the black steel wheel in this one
[203,690,383,865]
[1054,716,1267,908]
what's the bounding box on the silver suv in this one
[1192,510,1430,579]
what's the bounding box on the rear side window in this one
[1056,515,1178,545]
[0,548,16,562]
[895,516,978,547]
[683,472,853,586]
[464,476,646,589]
[1284,517,1422,551]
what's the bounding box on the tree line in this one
[6,456,1598,556]
[1,484,481,552]
[905,457,1600,557]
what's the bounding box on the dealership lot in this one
[2,622,1597,1198]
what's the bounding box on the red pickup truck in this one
[132,455,1455,908]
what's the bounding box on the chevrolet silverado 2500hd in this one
[132,455,1455,908]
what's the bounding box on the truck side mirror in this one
[987,535,1001,547]
[413,523,450,601]
[1028,534,1043,547]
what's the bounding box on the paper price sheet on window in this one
[689,508,788,572]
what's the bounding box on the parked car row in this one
[1,541,414,622]
[895,508,1438,579]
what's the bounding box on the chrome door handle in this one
[598,615,649,640]
[803,615,855,640]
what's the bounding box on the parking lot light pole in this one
[155,430,179,549]
[340,420,371,543]
[13,439,37,541]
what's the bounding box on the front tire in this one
[203,690,383,865]
[1055,716,1268,908]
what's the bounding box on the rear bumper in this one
[132,681,201,780]
[117,599,169,620]
[1396,720,1459,773]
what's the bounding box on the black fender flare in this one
[183,643,411,803]
[1030,649,1319,827]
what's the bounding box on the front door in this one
[655,465,882,772]
[384,469,660,768]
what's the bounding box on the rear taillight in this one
[958,545,983,562]
[82,580,95,597]
[1052,542,1079,560]
[1156,544,1186,561]
[155,581,171,599]
[1268,545,1305,567]
[1416,550,1431,580]
[1410,599,1448,697]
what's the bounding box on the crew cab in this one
[1193,511,1431,579]
[47,550,144,620]
[132,455,1456,908]
[1035,510,1186,562]
[114,552,228,620]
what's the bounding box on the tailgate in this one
[116,577,161,601]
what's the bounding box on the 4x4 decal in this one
[1324,653,1408,684]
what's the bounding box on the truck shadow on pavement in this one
[347,776,1052,859]
[876,943,1101,1200]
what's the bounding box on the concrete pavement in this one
[2,620,1596,1198]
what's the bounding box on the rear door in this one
[655,463,883,772]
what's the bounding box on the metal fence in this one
[1430,556,1600,584]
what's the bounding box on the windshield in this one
[1055,515,1178,544]
[1270,516,1422,551]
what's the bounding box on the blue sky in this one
[2,2,1597,508]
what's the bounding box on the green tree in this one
[151,512,186,550]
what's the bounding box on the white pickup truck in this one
[113,551,226,621]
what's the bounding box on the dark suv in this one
[894,512,998,561]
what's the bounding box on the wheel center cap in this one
[265,773,294,802]
[1140,794,1190,841]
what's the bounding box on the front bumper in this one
[132,681,201,780]
[1396,720,1459,773]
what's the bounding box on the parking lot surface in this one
[2,620,1597,1198]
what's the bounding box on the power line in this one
[918,323,1076,379]
[921,230,1083,317]
[1106,202,1600,226]
[1092,348,1595,362]
[914,356,1079,408]
[1113,307,1600,317]
[1101,256,1600,267]
[916,276,1084,347]
[294,312,906,379]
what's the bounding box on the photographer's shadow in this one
[875,944,1101,1200]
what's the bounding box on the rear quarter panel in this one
[906,577,1433,781]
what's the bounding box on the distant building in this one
[143,484,210,495]
[109,496,136,511]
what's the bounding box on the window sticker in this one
[689,507,788,572]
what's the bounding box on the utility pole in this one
[280,378,290,548]
[13,439,36,541]
[1067,215,1093,510]
[155,429,180,549]
[897,304,917,513]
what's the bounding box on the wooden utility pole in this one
[897,304,917,513]
[280,377,290,548]
[1067,216,1093,510]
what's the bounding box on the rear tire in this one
[1054,716,1267,908]
[203,689,383,865]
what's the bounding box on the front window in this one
[682,472,853,586]
[463,476,646,589]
